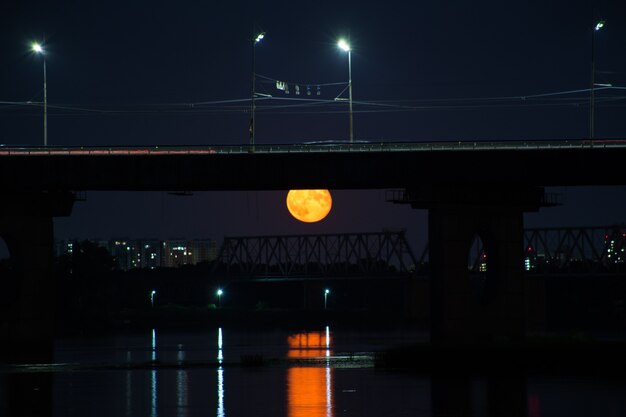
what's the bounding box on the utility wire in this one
[2,86,625,116]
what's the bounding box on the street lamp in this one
[590,19,605,139]
[217,288,223,308]
[337,39,353,143]
[324,288,330,310]
[150,290,156,307]
[31,42,47,146]
[250,31,265,149]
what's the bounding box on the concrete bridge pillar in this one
[429,205,526,343]
[0,192,73,363]
[405,186,544,344]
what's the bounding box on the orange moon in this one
[286,190,332,223]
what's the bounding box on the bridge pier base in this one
[0,192,73,363]
[405,186,545,344]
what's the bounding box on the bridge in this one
[211,225,626,280]
[2,139,626,361]
[1,140,626,191]
[524,225,626,274]
[212,230,418,281]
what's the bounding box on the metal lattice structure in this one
[212,225,626,280]
[212,231,418,280]
[524,225,626,273]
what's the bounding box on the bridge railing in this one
[1,139,625,156]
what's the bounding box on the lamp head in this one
[595,20,605,31]
[337,39,350,52]
[254,32,265,44]
[32,43,44,54]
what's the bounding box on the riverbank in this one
[55,304,425,336]
[376,336,626,376]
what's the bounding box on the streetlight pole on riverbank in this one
[590,19,605,139]
[250,31,265,149]
[31,42,47,146]
[337,39,353,143]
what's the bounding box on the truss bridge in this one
[524,225,626,274]
[212,230,418,281]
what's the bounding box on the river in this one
[1,327,625,416]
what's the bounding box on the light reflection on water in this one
[2,328,625,416]
[176,354,188,417]
[217,327,225,417]
[217,366,225,417]
[151,328,157,417]
[287,328,334,417]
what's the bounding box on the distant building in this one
[54,240,75,258]
[524,245,537,271]
[140,239,161,270]
[162,239,192,268]
[110,239,135,271]
[54,237,219,271]
[605,232,626,265]
[193,239,218,264]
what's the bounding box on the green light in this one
[595,20,605,31]
[337,39,350,52]
[32,42,43,53]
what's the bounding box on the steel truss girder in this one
[214,231,418,279]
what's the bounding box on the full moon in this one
[286,190,333,223]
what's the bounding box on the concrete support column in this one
[0,192,73,363]
[429,205,526,344]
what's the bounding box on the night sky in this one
[2,0,626,251]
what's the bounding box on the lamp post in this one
[324,288,330,310]
[250,32,265,149]
[590,19,605,139]
[337,39,353,143]
[217,288,223,308]
[150,290,156,307]
[31,42,47,146]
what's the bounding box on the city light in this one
[150,290,156,307]
[217,288,223,308]
[337,39,350,52]
[324,288,330,309]
[31,42,43,53]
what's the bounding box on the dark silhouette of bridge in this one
[212,225,626,281]
[212,230,418,281]
[2,139,626,361]
[1,140,626,191]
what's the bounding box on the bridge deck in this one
[0,140,625,191]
